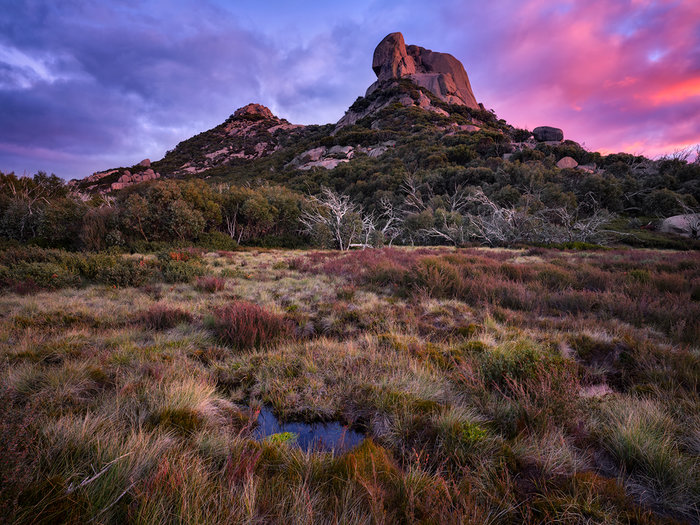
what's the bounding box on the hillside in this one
[68,33,699,246]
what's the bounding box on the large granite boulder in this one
[659,214,700,238]
[372,32,416,81]
[556,156,578,169]
[533,126,564,142]
[368,32,478,109]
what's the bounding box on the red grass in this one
[211,301,292,350]
[140,304,193,330]
[195,276,226,293]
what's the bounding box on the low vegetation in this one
[1,245,698,523]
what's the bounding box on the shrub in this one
[140,304,193,330]
[195,276,226,293]
[93,259,156,287]
[210,301,292,350]
[411,256,466,297]
[161,260,205,283]
[4,262,81,290]
[197,231,238,251]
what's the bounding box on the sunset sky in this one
[1,0,699,179]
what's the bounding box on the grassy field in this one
[1,246,699,524]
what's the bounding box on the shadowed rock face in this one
[369,32,478,109]
[533,126,564,142]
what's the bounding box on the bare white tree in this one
[401,176,429,213]
[299,187,363,250]
[462,188,532,245]
[376,197,403,246]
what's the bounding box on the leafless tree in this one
[376,197,403,246]
[401,176,429,212]
[422,209,469,245]
[462,188,532,245]
[299,187,363,250]
[537,202,613,244]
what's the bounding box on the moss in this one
[455,323,479,337]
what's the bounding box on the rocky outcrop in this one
[533,126,564,142]
[367,32,479,109]
[288,141,397,170]
[233,103,275,120]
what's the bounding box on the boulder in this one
[556,156,578,169]
[328,145,353,156]
[139,158,151,167]
[533,126,564,142]
[301,147,326,162]
[372,32,416,81]
[659,214,700,238]
[369,32,479,109]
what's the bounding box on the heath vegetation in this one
[1,245,698,524]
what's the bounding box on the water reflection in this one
[253,407,364,454]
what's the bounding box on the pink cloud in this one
[453,0,700,157]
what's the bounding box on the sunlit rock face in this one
[367,32,479,109]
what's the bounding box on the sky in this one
[1,0,699,179]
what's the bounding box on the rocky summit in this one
[368,32,479,109]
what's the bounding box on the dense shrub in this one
[161,260,205,283]
[1,262,81,290]
[196,231,238,251]
[210,301,292,350]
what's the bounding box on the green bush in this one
[197,231,238,251]
[5,262,81,289]
[161,260,205,283]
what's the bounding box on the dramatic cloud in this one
[0,0,698,178]
[441,0,700,156]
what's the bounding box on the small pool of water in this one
[253,407,365,454]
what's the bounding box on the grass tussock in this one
[139,304,193,330]
[210,301,292,350]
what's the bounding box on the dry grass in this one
[0,246,698,524]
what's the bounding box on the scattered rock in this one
[533,126,564,142]
[298,159,349,171]
[398,95,414,107]
[577,163,596,173]
[328,145,353,156]
[301,147,326,163]
[556,156,578,169]
[659,214,700,238]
